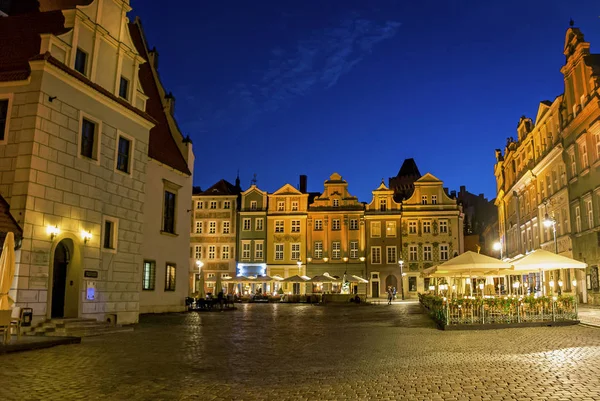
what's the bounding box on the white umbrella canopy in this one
[310,275,340,283]
[0,232,16,310]
[282,275,309,283]
[512,249,587,272]
[426,251,512,276]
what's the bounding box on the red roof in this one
[128,19,192,176]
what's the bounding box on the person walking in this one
[387,286,393,305]
[392,287,397,300]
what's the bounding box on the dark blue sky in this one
[132,0,600,202]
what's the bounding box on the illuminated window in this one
[371,246,381,264]
[314,241,323,258]
[332,242,340,259]
[371,222,381,237]
[386,221,396,237]
[142,260,155,291]
[165,264,176,291]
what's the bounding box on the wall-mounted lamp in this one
[48,96,57,102]
[47,225,59,240]
[196,260,204,270]
[323,257,329,263]
[81,230,92,244]
[359,256,365,262]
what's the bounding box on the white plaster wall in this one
[139,159,192,314]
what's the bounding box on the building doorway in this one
[385,275,398,293]
[51,241,70,318]
[50,239,80,319]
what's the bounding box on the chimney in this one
[299,175,307,193]
[148,47,159,70]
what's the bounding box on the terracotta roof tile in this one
[200,180,240,196]
[128,19,191,176]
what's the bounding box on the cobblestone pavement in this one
[2,303,600,400]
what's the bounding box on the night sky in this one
[131,0,600,202]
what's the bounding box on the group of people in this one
[387,286,397,305]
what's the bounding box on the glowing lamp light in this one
[478,283,484,290]
[493,242,501,251]
[512,281,520,289]
[558,280,563,288]
[196,260,204,270]
[323,257,329,262]
[552,296,558,301]
[47,225,59,240]
[81,230,92,244]
[543,214,555,228]
[343,257,348,262]
[359,256,365,262]
[549,280,555,288]
[296,260,302,268]
[428,285,435,291]
[307,257,312,263]
[572,279,577,288]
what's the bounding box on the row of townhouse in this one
[190,172,464,298]
[494,24,600,304]
[0,0,194,325]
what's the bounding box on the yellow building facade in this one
[306,173,366,291]
[266,184,309,289]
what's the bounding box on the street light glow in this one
[493,242,501,251]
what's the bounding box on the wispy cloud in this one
[217,14,402,132]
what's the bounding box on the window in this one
[546,174,552,196]
[209,221,216,234]
[222,245,230,259]
[222,221,230,234]
[210,201,217,209]
[275,220,284,233]
[439,220,448,234]
[575,206,581,233]
[386,246,397,264]
[350,241,358,259]
[421,195,428,205]
[196,201,203,209]
[409,276,417,292]
[559,164,567,186]
[165,264,176,291]
[569,149,577,177]
[422,221,431,234]
[291,243,300,260]
[102,217,117,251]
[587,199,594,229]
[208,246,216,259]
[119,76,129,99]
[409,245,418,261]
[243,218,251,231]
[80,118,97,159]
[408,221,417,234]
[277,201,285,211]
[380,199,387,211]
[255,242,264,260]
[163,191,176,234]
[250,201,257,210]
[332,219,341,230]
[423,245,432,261]
[142,261,156,291]
[371,247,381,264]
[74,48,87,75]
[431,195,437,205]
[386,221,396,237]
[256,218,264,231]
[0,98,9,142]
[350,219,358,230]
[332,242,341,259]
[223,201,231,209]
[314,242,323,259]
[194,245,202,259]
[595,131,600,161]
[371,222,381,237]
[440,244,449,261]
[275,244,284,260]
[291,201,298,211]
[195,221,202,234]
[581,141,589,168]
[333,199,339,207]
[291,220,301,233]
[314,220,323,230]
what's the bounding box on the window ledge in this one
[160,231,178,237]
[115,168,133,178]
[142,288,155,292]
[580,167,590,176]
[593,159,600,169]
[569,176,578,184]
[102,247,117,254]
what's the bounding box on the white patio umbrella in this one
[427,251,512,276]
[197,272,205,299]
[512,249,587,272]
[0,232,16,310]
[282,275,309,283]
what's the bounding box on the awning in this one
[512,249,587,272]
[282,275,309,283]
[424,251,512,277]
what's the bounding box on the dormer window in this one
[421,195,428,205]
[379,199,387,211]
[250,201,257,210]
[74,48,88,76]
[333,199,339,207]
[119,76,129,100]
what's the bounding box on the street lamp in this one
[297,260,302,271]
[493,240,503,260]
[343,256,349,273]
[398,259,405,300]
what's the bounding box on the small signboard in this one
[84,270,99,278]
